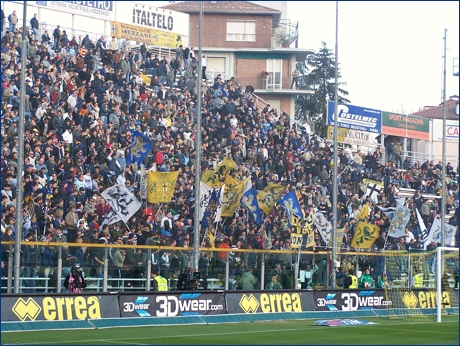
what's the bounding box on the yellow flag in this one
[305,228,315,248]
[147,171,179,203]
[336,227,346,249]
[202,158,237,187]
[206,228,215,248]
[256,183,285,215]
[356,203,369,222]
[221,177,250,217]
[290,233,303,249]
[351,222,380,249]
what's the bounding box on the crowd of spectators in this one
[0,11,458,292]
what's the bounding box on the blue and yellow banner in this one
[242,189,262,224]
[126,131,153,165]
[280,191,302,226]
[256,183,284,215]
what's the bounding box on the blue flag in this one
[241,189,262,224]
[126,131,153,165]
[201,186,224,229]
[280,191,302,226]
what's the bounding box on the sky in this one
[283,1,459,114]
[154,0,459,114]
[3,1,458,115]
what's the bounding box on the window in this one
[266,59,282,89]
[226,21,256,42]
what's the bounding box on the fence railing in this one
[2,241,457,294]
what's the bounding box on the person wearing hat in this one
[151,268,168,291]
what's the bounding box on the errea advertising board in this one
[327,101,382,133]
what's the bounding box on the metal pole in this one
[56,246,62,293]
[331,0,339,289]
[103,247,108,292]
[7,245,13,293]
[224,251,229,291]
[192,0,203,272]
[436,247,442,322]
[260,253,265,290]
[440,28,447,247]
[14,1,28,294]
[146,249,152,291]
[294,245,301,289]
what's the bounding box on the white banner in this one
[313,212,333,246]
[387,205,411,238]
[35,1,115,20]
[426,217,457,247]
[199,182,213,222]
[115,2,189,37]
[101,184,141,224]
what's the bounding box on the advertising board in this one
[314,290,391,311]
[115,2,189,37]
[2,294,120,321]
[326,126,371,146]
[119,292,226,317]
[327,101,382,133]
[35,1,114,20]
[381,111,429,140]
[110,22,183,49]
[226,291,314,314]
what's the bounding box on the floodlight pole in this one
[440,28,447,247]
[193,1,204,272]
[14,1,28,294]
[331,0,339,289]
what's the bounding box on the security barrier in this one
[1,288,457,323]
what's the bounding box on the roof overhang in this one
[202,47,315,61]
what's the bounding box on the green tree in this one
[295,42,350,137]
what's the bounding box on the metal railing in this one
[2,241,457,294]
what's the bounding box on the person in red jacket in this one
[216,237,230,274]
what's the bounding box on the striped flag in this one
[416,209,429,248]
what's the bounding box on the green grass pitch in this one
[1,316,458,345]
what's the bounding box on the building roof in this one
[162,1,282,26]
[410,98,459,120]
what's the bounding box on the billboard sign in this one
[119,292,225,317]
[381,111,429,140]
[2,294,119,321]
[110,22,183,48]
[327,101,382,133]
[326,126,371,147]
[115,2,189,37]
[226,291,314,314]
[432,119,459,142]
[314,290,392,311]
[35,1,114,20]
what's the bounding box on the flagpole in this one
[192,1,204,272]
[331,0,339,289]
